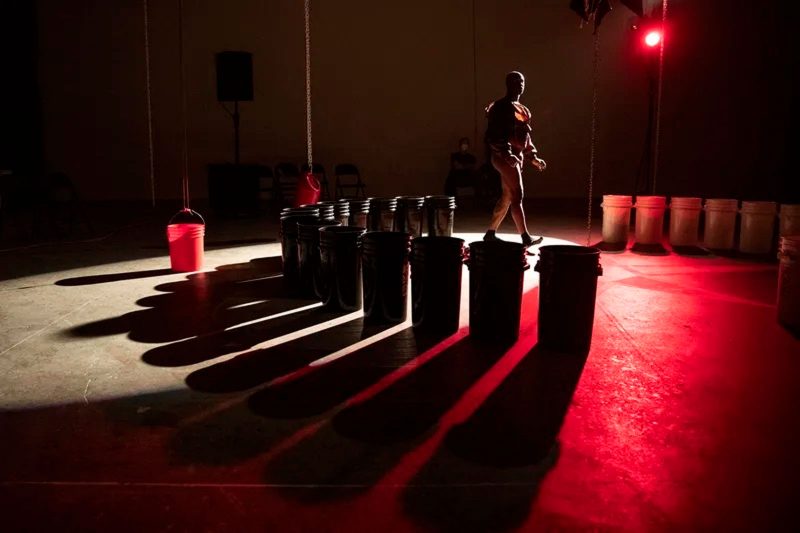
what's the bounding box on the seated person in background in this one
[444,137,477,196]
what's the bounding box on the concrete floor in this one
[0,207,798,532]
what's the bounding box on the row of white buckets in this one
[601,195,800,252]
[601,195,800,334]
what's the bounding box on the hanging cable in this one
[586,29,600,246]
[651,0,668,194]
[176,0,191,210]
[143,0,156,208]
[304,0,313,170]
[471,0,479,149]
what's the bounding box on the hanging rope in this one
[651,0,669,194]
[143,0,156,208]
[304,0,313,169]
[471,0,479,149]
[177,0,190,210]
[586,29,600,246]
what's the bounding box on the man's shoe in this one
[521,233,543,247]
[483,231,500,242]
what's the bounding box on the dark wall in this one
[1,1,43,174]
[32,0,796,202]
[655,0,797,202]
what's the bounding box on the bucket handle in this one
[303,171,321,193]
[462,246,531,271]
[168,208,205,226]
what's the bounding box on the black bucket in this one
[281,206,320,217]
[396,196,426,238]
[319,225,367,310]
[368,197,398,232]
[301,202,336,222]
[425,195,457,236]
[348,199,370,229]
[334,200,351,226]
[297,220,342,299]
[280,213,320,290]
[362,231,411,323]
[535,245,603,353]
[466,240,528,344]
[410,236,465,334]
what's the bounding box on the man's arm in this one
[524,134,546,171]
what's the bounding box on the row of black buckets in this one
[297,195,457,237]
[280,205,603,352]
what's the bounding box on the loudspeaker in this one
[216,51,253,102]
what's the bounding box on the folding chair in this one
[334,163,366,199]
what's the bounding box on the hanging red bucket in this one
[166,209,206,272]
[294,171,321,207]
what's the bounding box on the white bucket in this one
[668,197,702,247]
[633,195,667,245]
[739,201,777,254]
[600,194,633,244]
[703,198,738,250]
[779,204,800,237]
[777,235,800,333]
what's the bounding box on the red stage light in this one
[645,30,662,47]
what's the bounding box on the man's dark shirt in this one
[485,97,536,164]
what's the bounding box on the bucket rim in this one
[412,236,465,244]
[298,221,342,232]
[601,194,633,206]
[634,196,667,207]
[467,240,524,250]
[740,201,777,213]
[538,244,601,256]
[669,197,703,207]
[167,222,205,230]
[319,225,366,234]
[362,231,412,242]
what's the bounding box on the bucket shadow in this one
[401,343,589,532]
[169,397,316,467]
[671,245,712,257]
[331,334,503,444]
[173,322,421,467]
[141,303,342,368]
[185,316,378,393]
[66,258,290,341]
[248,324,426,420]
[260,332,507,502]
[62,257,337,368]
[55,268,174,286]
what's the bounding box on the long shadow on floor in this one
[248,325,431,420]
[65,257,291,341]
[260,332,509,502]
[401,343,590,532]
[168,394,320,467]
[171,323,420,467]
[142,304,348,368]
[55,268,174,286]
[60,257,347,367]
[185,317,392,393]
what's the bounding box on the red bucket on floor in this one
[166,209,205,272]
[294,171,321,207]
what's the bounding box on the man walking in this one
[484,71,547,248]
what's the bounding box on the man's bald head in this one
[505,71,525,99]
